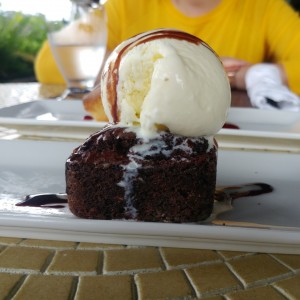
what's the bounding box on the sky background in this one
[0,0,72,20]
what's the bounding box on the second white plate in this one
[0,100,105,139]
[1,100,300,150]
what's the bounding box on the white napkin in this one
[245,63,300,111]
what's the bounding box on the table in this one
[0,83,299,300]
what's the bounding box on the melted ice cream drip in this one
[117,130,214,217]
[117,159,140,218]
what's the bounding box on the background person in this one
[35,0,300,115]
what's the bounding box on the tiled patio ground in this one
[0,237,299,299]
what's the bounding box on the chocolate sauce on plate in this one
[223,123,240,129]
[16,183,273,208]
[16,193,67,208]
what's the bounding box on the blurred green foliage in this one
[0,11,47,82]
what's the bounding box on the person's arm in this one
[265,0,300,95]
[221,58,288,91]
[221,1,300,94]
[34,40,66,85]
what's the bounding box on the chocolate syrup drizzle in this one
[223,123,240,130]
[15,183,273,209]
[102,29,213,123]
[16,193,67,209]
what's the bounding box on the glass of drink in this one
[48,0,106,99]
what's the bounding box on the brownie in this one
[65,125,217,223]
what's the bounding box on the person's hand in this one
[221,57,251,90]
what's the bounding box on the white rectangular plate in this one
[0,139,300,254]
[217,108,300,151]
[1,101,300,150]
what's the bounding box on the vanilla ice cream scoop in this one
[101,29,231,138]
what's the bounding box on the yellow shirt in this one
[35,0,300,94]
